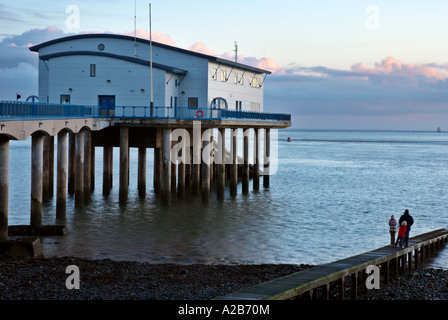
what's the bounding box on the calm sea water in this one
[7,129,448,268]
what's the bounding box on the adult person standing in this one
[399,209,414,247]
[389,215,397,246]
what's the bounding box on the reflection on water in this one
[7,130,448,268]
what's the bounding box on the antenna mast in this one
[234,41,238,63]
[134,0,137,56]
[149,3,154,108]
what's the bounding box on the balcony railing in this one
[0,101,95,120]
[0,101,291,122]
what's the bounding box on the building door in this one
[99,95,115,116]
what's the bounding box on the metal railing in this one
[0,101,96,120]
[0,101,291,122]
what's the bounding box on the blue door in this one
[99,95,115,116]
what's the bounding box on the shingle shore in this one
[1,256,447,300]
[0,256,311,300]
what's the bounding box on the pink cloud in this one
[187,42,219,56]
[187,42,286,74]
[123,29,176,46]
[351,56,446,83]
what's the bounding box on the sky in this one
[1,0,448,130]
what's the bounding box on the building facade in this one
[30,34,270,113]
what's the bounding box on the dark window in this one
[188,97,198,109]
[60,95,70,104]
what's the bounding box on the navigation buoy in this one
[287,137,291,142]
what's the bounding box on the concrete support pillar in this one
[242,129,250,194]
[185,129,192,190]
[0,136,9,241]
[49,136,54,199]
[253,128,260,191]
[67,132,75,195]
[31,133,43,228]
[102,146,113,197]
[178,162,185,197]
[192,125,201,195]
[201,129,211,202]
[119,127,129,204]
[263,128,270,189]
[42,136,51,202]
[177,131,187,197]
[217,128,226,200]
[138,147,146,198]
[230,129,238,197]
[161,128,171,205]
[56,130,67,219]
[153,147,162,195]
[75,130,84,208]
[91,143,95,192]
[210,135,214,187]
[185,150,192,189]
[83,129,91,202]
[171,161,177,195]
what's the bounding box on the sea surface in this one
[7,129,448,269]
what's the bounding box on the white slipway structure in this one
[30,34,270,113]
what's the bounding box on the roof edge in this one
[29,33,272,75]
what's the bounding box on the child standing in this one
[395,221,407,248]
[389,215,397,246]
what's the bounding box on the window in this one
[221,70,227,82]
[212,68,217,80]
[90,64,96,77]
[250,77,261,88]
[60,95,70,104]
[235,100,242,111]
[188,97,199,109]
[234,73,238,84]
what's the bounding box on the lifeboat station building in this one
[0,34,291,249]
[29,33,269,113]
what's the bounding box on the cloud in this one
[123,28,175,46]
[187,42,219,56]
[350,56,446,85]
[264,57,448,129]
[289,57,447,87]
[0,26,68,100]
[0,26,67,69]
[187,42,286,74]
[0,4,22,23]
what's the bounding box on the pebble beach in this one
[1,256,448,300]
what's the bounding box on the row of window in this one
[212,69,262,88]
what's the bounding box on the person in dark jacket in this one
[399,209,414,247]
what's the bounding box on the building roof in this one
[29,33,272,75]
